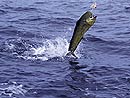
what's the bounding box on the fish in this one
[67,11,97,58]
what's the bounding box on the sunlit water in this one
[0,0,130,98]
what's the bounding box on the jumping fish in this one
[67,11,97,58]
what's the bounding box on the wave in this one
[84,35,130,56]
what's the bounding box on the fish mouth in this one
[94,15,97,18]
[90,14,97,19]
[90,15,97,20]
[92,14,97,18]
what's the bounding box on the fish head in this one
[85,11,97,26]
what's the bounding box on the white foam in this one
[33,37,69,57]
[23,37,69,61]
[0,82,27,97]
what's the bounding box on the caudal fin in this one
[66,51,78,59]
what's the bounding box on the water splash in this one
[27,37,69,61]
[0,81,27,98]
[23,37,81,61]
[2,37,81,61]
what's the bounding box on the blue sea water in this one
[0,0,130,98]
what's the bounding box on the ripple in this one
[0,9,7,14]
[12,7,37,12]
[80,66,130,97]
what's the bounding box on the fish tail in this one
[66,51,78,58]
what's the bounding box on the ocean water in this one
[0,0,130,98]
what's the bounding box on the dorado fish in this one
[68,11,96,58]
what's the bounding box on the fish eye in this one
[90,16,93,19]
[90,16,93,18]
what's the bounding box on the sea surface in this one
[0,0,130,98]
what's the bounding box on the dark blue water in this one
[0,0,130,98]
